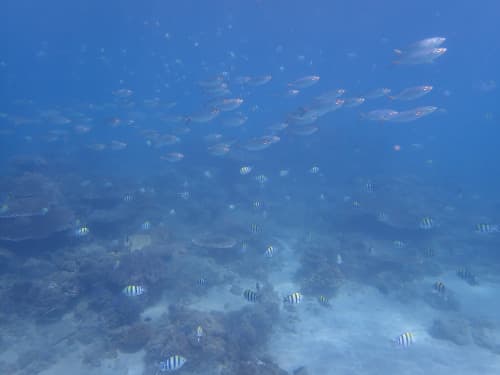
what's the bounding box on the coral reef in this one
[113,323,152,353]
[0,173,74,241]
[296,243,344,296]
[428,317,472,345]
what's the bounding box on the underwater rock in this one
[297,245,344,295]
[113,322,152,353]
[293,366,309,375]
[423,290,460,311]
[145,301,281,374]
[471,321,500,354]
[0,173,74,241]
[192,233,237,249]
[236,358,288,375]
[125,233,152,252]
[428,317,472,345]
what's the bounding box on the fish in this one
[161,152,184,162]
[309,166,320,174]
[141,221,152,231]
[267,122,289,133]
[393,332,414,348]
[159,355,187,372]
[210,98,244,112]
[343,97,366,108]
[402,37,446,52]
[390,106,438,122]
[197,278,207,287]
[242,135,280,151]
[279,169,290,177]
[249,223,261,234]
[364,88,391,99]
[186,108,220,123]
[75,225,90,237]
[474,223,499,233]
[393,240,406,249]
[243,289,259,302]
[422,248,435,257]
[110,140,127,151]
[248,75,272,86]
[240,166,252,175]
[362,109,399,121]
[389,85,433,101]
[265,245,275,258]
[221,113,248,127]
[255,175,268,184]
[178,191,190,200]
[393,47,447,65]
[288,75,320,89]
[336,254,343,265]
[123,193,134,202]
[88,143,107,151]
[290,125,319,136]
[112,88,133,98]
[318,295,330,307]
[122,285,146,297]
[433,281,446,296]
[196,326,204,343]
[253,200,263,209]
[456,268,478,285]
[363,181,375,193]
[377,212,389,223]
[419,216,435,230]
[208,143,231,156]
[283,292,302,304]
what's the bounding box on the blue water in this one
[1,1,500,374]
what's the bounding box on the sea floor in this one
[1,236,499,375]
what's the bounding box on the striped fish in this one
[419,216,435,230]
[457,267,478,285]
[159,355,187,372]
[243,289,259,302]
[265,245,275,258]
[75,225,90,237]
[393,332,414,348]
[255,174,268,184]
[365,181,375,193]
[196,325,204,343]
[393,240,406,249]
[318,295,330,307]
[283,292,302,305]
[474,223,499,233]
[197,278,207,287]
[123,193,134,202]
[250,223,261,234]
[240,166,252,175]
[422,248,435,257]
[122,285,146,297]
[433,281,445,295]
[253,200,262,209]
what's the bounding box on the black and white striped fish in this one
[265,245,275,258]
[457,267,478,285]
[122,285,146,297]
[419,216,435,230]
[243,289,259,302]
[159,355,186,372]
[393,332,414,348]
[283,292,302,305]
